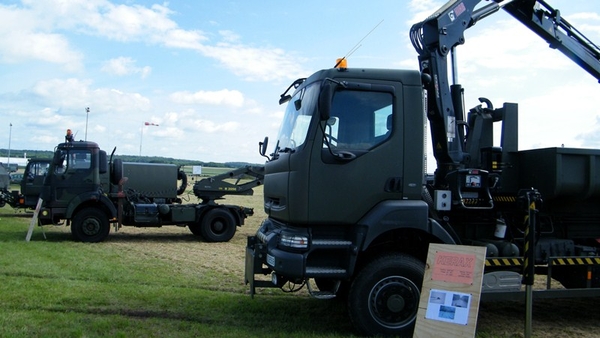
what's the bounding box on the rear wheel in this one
[188,222,202,236]
[200,208,236,242]
[71,208,110,243]
[348,253,424,337]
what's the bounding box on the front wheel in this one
[348,253,424,337]
[200,208,236,242]
[71,208,110,243]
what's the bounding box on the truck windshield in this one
[273,82,319,155]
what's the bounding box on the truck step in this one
[307,290,337,300]
[311,239,353,248]
[306,266,347,277]
[307,279,339,300]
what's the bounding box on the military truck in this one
[24,140,263,243]
[0,159,51,209]
[245,0,600,336]
[0,163,9,198]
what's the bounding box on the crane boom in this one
[410,0,600,186]
[501,0,600,82]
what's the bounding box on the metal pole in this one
[140,122,159,156]
[521,188,539,338]
[7,123,12,167]
[139,124,144,156]
[85,107,90,141]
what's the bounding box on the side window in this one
[55,150,91,174]
[70,151,91,170]
[374,105,393,139]
[324,90,393,151]
[27,162,49,181]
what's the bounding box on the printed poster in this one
[425,289,472,325]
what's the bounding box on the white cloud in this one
[169,89,245,107]
[0,6,83,71]
[198,43,306,82]
[0,1,307,83]
[219,30,241,43]
[190,119,240,133]
[101,57,152,79]
[30,78,151,113]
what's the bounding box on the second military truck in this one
[34,139,263,243]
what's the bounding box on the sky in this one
[1,0,599,169]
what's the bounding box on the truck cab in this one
[39,141,110,226]
[263,68,425,227]
[247,66,454,336]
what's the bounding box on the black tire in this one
[176,170,187,195]
[188,222,202,237]
[71,208,110,243]
[200,208,236,242]
[348,253,424,337]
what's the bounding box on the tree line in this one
[0,148,258,169]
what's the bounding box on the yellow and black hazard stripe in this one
[492,195,517,203]
[550,257,600,266]
[485,257,523,267]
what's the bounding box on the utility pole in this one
[7,123,12,167]
[85,107,90,141]
[139,122,159,156]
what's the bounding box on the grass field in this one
[2,185,600,337]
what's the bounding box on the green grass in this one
[0,208,353,338]
[2,197,600,337]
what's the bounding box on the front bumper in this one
[244,219,308,296]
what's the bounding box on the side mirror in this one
[259,136,270,161]
[318,82,335,121]
[279,94,291,105]
[53,151,64,166]
[99,150,107,174]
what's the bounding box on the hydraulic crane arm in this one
[500,0,600,82]
[192,165,264,203]
[410,0,493,183]
[410,0,600,186]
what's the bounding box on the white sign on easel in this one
[414,243,487,338]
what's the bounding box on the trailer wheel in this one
[71,208,110,243]
[188,222,202,237]
[176,170,188,195]
[348,253,424,337]
[200,208,236,242]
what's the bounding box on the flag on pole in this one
[145,122,159,126]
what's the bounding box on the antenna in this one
[334,19,384,68]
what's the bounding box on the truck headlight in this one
[280,233,308,249]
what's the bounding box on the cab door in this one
[45,148,97,208]
[307,82,404,224]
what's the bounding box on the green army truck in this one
[25,140,263,243]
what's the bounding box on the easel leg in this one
[25,198,44,242]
